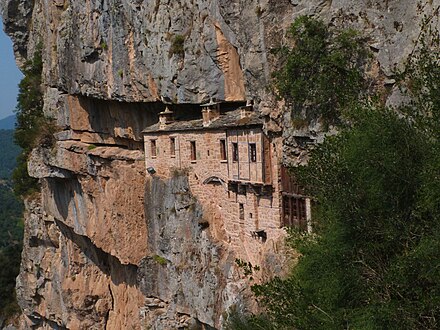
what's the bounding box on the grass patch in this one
[153,255,168,266]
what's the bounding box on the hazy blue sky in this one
[0,24,22,120]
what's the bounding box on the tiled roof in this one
[143,109,264,133]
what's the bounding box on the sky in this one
[0,24,22,120]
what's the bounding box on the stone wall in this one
[144,123,285,264]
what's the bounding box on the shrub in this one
[13,43,57,197]
[153,255,167,265]
[100,41,108,50]
[169,34,185,57]
[246,19,440,330]
[273,16,370,127]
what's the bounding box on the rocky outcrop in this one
[139,174,236,329]
[1,0,439,329]
[3,0,438,104]
[16,197,144,330]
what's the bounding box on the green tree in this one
[0,244,22,318]
[229,17,440,330]
[0,130,21,179]
[273,16,369,127]
[12,44,46,196]
[0,139,24,320]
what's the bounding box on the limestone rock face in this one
[17,198,144,330]
[2,0,438,104]
[1,0,439,329]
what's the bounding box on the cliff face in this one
[1,0,439,329]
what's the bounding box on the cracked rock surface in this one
[1,0,439,328]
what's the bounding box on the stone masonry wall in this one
[144,124,285,266]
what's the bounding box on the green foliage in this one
[398,20,440,137]
[273,16,369,127]
[169,34,185,57]
[0,151,24,320]
[0,130,21,180]
[225,306,274,330]
[13,44,56,196]
[0,184,23,249]
[242,19,440,330]
[0,245,22,318]
[12,153,39,197]
[87,144,97,150]
[100,41,108,50]
[153,254,167,265]
[235,258,260,280]
[14,45,44,153]
[255,5,264,17]
[252,103,440,329]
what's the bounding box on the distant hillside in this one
[0,115,16,130]
[0,130,20,180]
[0,128,23,322]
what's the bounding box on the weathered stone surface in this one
[139,174,285,329]
[28,141,149,266]
[16,197,145,329]
[3,0,438,105]
[1,0,439,329]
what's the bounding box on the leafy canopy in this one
[0,136,23,319]
[229,16,440,330]
[273,16,369,126]
[13,44,56,196]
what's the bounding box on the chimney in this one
[158,106,174,129]
[240,99,254,119]
[201,98,220,127]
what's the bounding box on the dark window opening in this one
[190,141,196,161]
[228,182,238,193]
[220,139,227,160]
[238,184,246,195]
[232,142,238,162]
[151,140,157,157]
[252,230,267,242]
[239,203,244,220]
[170,137,176,156]
[282,196,307,230]
[249,143,257,162]
[281,166,304,195]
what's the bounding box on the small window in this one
[232,142,238,162]
[249,143,257,162]
[190,141,196,161]
[220,139,227,160]
[170,137,176,156]
[151,140,157,157]
[282,196,307,230]
[239,203,244,220]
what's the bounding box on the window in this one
[281,166,308,230]
[232,142,238,162]
[282,196,307,230]
[190,141,196,161]
[220,139,227,160]
[151,140,157,157]
[249,143,257,162]
[170,137,176,156]
[237,184,246,195]
[239,203,244,220]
